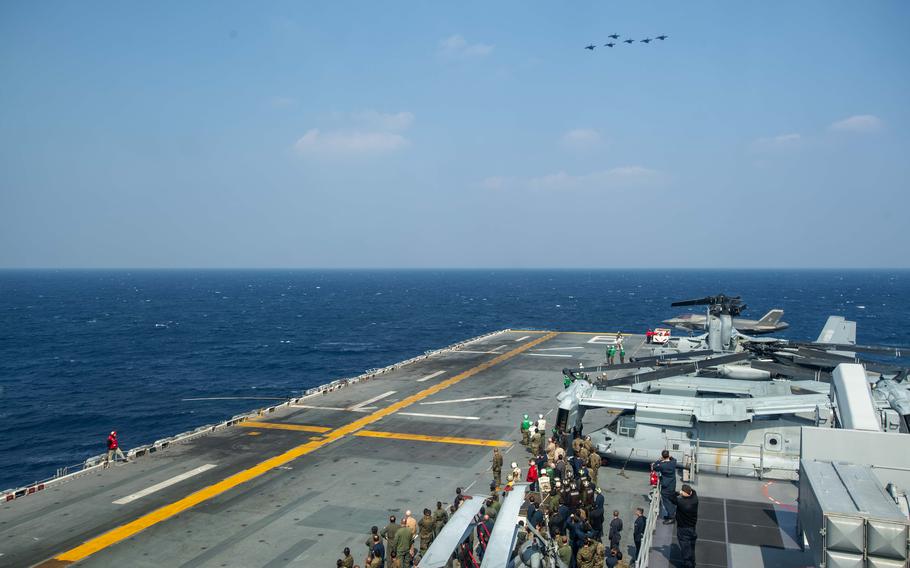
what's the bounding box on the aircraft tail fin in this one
[816,316,857,345]
[757,309,784,326]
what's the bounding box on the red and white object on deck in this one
[652,328,671,344]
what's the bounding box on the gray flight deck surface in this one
[0,331,806,567]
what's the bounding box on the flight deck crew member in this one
[588,449,602,484]
[590,487,605,538]
[370,535,385,568]
[393,518,411,561]
[676,484,699,568]
[646,328,654,343]
[557,535,573,567]
[433,501,448,536]
[605,546,623,568]
[491,448,503,487]
[453,487,466,509]
[576,537,596,568]
[521,414,532,447]
[365,525,379,552]
[404,510,417,538]
[381,515,398,565]
[619,345,626,364]
[633,507,646,564]
[527,459,539,492]
[593,539,606,568]
[608,510,623,549]
[342,547,354,568]
[418,509,435,555]
[105,430,127,465]
[653,450,678,522]
[529,429,541,457]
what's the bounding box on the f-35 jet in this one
[656,35,669,40]
[604,42,615,48]
[663,309,789,335]
[640,38,652,44]
[623,39,634,44]
[585,44,596,50]
[608,34,620,39]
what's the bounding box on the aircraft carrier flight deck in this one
[2,330,817,567]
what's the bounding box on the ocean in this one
[1,269,908,490]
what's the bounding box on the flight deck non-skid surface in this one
[0,330,806,567]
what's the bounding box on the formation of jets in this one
[585,34,668,50]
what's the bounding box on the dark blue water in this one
[1,269,908,489]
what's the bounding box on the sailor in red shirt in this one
[526,459,539,492]
[645,329,654,343]
[106,430,128,466]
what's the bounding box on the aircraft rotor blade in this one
[630,350,716,363]
[792,342,910,357]
[601,352,751,386]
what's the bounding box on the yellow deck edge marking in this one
[53,332,557,564]
[355,430,511,447]
[237,421,330,433]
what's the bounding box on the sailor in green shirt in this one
[521,414,531,447]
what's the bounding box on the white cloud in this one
[752,132,802,151]
[351,110,415,131]
[293,109,414,157]
[829,114,883,133]
[481,166,661,191]
[293,129,408,155]
[560,128,603,150]
[439,34,494,58]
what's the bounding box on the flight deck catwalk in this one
[480,483,529,568]
[419,498,485,568]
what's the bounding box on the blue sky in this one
[1,1,908,268]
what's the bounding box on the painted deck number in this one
[587,335,617,345]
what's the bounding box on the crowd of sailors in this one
[340,408,698,568]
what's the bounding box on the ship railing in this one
[666,437,800,481]
[3,328,514,503]
[636,485,662,568]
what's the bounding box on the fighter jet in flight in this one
[608,34,620,39]
[604,42,616,48]
[640,38,652,44]
[623,39,634,44]
[585,44,596,50]
[656,35,669,40]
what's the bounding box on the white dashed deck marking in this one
[534,346,584,351]
[113,464,217,505]
[514,336,532,342]
[420,395,509,406]
[524,353,572,358]
[417,370,445,383]
[291,404,375,412]
[397,412,480,420]
[347,390,396,411]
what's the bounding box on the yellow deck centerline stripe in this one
[52,332,557,564]
[237,421,330,433]
[355,430,510,447]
